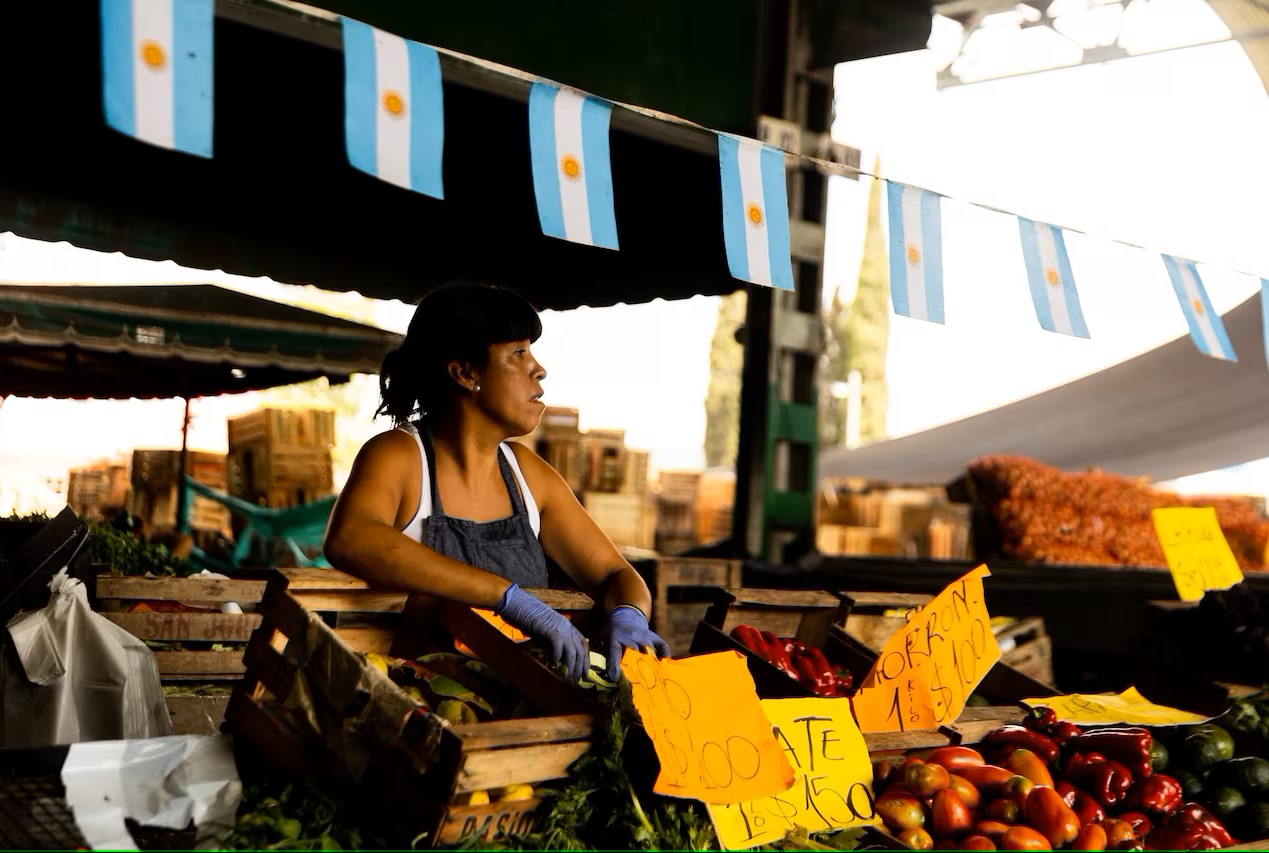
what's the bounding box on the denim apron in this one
[419,425,549,588]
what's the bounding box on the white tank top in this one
[397,422,541,544]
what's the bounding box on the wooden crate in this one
[225,577,603,847]
[94,568,420,733]
[227,408,335,451]
[583,492,656,550]
[639,557,743,649]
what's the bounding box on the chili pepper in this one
[982,725,1060,764]
[1128,774,1183,817]
[1065,753,1134,808]
[1168,803,1234,848]
[759,630,798,677]
[1067,727,1154,780]
[730,625,765,655]
[802,646,838,696]
[792,652,835,696]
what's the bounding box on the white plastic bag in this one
[2,568,172,746]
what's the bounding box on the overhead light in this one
[230,368,246,379]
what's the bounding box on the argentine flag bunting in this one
[1017,217,1090,338]
[528,84,618,249]
[101,0,213,157]
[1162,255,1236,361]
[718,135,794,290]
[342,18,445,199]
[886,182,944,323]
[1262,279,1269,370]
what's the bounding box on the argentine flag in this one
[886,182,944,323]
[342,18,445,199]
[1017,217,1090,338]
[718,135,794,290]
[101,0,213,158]
[528,84,618,249]
[1162,255,1236,362]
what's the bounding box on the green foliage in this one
[843,172,890,443]
[703,292,748,469]
[219,778,399,851]
[86,518,193,577]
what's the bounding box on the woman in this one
[323,282,670,682]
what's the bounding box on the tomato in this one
[1070,822,1108,851]
[1023,786,1080,848]
[897,827,934,850]
[931,788,974,838]
[876,791,927,833]
[949,774,983,811]
[962,834,998,850]
[905,761,952,798]
[1000,825,1053,850]
[926,746,988,773]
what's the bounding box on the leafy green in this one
[86,518,195,576]
[218,778,398,851]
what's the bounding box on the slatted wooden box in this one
[637,556,744,655]
[225,576,604,848]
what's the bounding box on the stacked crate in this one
[816,478,971,560]
[130,449,230,534]
[654,470,701,555]
[227,408,334,509]
[515,406,584,493]
[65,459,130,521]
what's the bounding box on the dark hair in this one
[377,282,543,425]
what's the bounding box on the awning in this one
[0,283,401,399]
[0,2,785,310]
[819,292,1269,484]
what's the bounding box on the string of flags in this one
[100,0,1267,364]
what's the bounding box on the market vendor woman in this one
[324,281,670,682]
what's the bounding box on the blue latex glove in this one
[601,605,671,681]
[495,583,588,682]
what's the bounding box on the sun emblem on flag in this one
[1045,268,1061,287]
[746,202,764,228]
[382,90,406,116]
[140,40,166,70]
[1193,298,1205,316]
[906,244,921,266]
[560,154,583,182]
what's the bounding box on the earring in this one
[474,384,481,393]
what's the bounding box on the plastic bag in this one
[2,567,172,746]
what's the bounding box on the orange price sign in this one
[708,698,878,849]
[852,564,1001,733]
[623,649,795,804]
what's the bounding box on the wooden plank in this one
[291,590,407,612]
[436,798,542,846]
[280,567,371,590]
[456,742,592,792]
[154,650,245,678]
[845,591,932,609]
[103,611,261,641]
[96,574,266,604]
[332,626,398,653]
[722,587,843,608]
[862,711,1024,753]
[451,714,597,751]
[165,693,230,735]
[529,589,593,611]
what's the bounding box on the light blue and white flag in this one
[342,18,444,199]
[528,84,618,249]
[1262,278,1269,369]
[101,0,213,157]
[718,135,794,290]
[1017,217,1089,338]
[886,182,944,323]
[1162,254,1236,361]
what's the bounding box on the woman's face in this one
[476,339,547,435]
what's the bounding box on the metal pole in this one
[175,396,192,534]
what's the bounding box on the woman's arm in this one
[509,443,653,617]
[322,430,512,608]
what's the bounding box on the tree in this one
[843,172,890,442]
[702,291,747,468]
[818,284,852,446]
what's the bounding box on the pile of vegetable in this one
[729,624,854,697]
[87,518,194,576]
[872,708,1266,850]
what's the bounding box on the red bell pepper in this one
[1025,706,1058,733]
[1128,774,1183,818]
[1064,752,1134,808]
[1119,811,1153,836]
[1167,803,1234,848]
[1066,726,1154,780]
[759,630,798,678]
[982,724,1061,764]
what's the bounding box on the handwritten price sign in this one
[1024,687,1213,726]
[623,649,795,803]
[852,565,1001,732]
[1151,507,1244,602]
[709,698,878,849]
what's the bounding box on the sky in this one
[2,0,1268,513]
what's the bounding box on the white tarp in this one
[820,292,1269,485]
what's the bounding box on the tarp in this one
[819,292,1269,484]
[0,283,401,399]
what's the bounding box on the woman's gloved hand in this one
[600,605,671,681]
[495,583,588,682]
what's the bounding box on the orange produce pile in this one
[966,455,1269,571]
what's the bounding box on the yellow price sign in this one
[852,565,1001,732]
[1151,507,1244,602]
[623,649,796,804]
[708,698,878,850]
[1024,687,1213,726]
